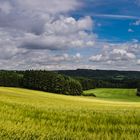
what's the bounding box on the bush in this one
[82,92,96,97]
[137,88,140,96]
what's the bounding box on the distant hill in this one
[57,69,140,80]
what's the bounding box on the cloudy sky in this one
[0,0,140,70]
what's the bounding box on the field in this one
[0,87,140,140]
[83,88,139,102]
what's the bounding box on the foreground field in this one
[0,87,140,140]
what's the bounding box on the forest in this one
[0,70,140,96]
[0,70,82,96]
[58,69,140,90]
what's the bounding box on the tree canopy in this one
[0,70,83,96]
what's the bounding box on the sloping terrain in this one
[0,87,140,140]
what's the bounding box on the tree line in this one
[57,69,140,80]
[74,77,140,90]
[0,70,82,96]
[0,70,140,96]
[57,69,140,90]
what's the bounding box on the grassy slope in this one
[0,87,140,140]
[83,88,140,102]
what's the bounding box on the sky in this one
[0,0,140,70]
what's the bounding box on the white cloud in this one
[89,54,104,62]
[132,20,140,26]
[0,0,81,34]
[0,0,97,70]
[0,50,83,70]
[137,59,140,65]
[0,0,139,70]
[20,16,96,50]
[0,1,13,14]
[16,0,80,14]
[88,42,140,71]
[0,28,27,59]
[128,28,134,32]
[0,0,80,15]
[45,16,93,35]
[89,43,137,63]
[111,49,136,60]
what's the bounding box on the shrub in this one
[82,92,96,97]
[137,88,140,96]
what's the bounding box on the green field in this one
[83,88,140,102]
[0,87,140,140]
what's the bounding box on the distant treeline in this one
[0,70,82,95]
[74,77,140,90]
[57,69,140,80]
[57,69,140,90]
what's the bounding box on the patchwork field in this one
[0,87,140,140]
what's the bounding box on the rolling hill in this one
[0,87,140,139]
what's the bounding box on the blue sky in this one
[72,0,140,43]
[0,0,140,70]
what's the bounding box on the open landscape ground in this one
[83,88,139,102]
[0,87,140,140]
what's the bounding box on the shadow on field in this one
[83,93,96,97]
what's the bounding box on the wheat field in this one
[0,87,140,140]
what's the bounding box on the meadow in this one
[0,87,140,140]
[83,88,139,102]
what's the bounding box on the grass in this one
[0,87,140,139]
[83,88,140,102]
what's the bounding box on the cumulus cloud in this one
[137,59,140,65]
[45,16,93,35]
[0,0,81,34]
[0,50,82,70]
[0,0,98,69]
[0,0,95,51]
[16,0,80,14]
[0,28,27,59]
[28,52,81,64]
[132,20,140,26]
[88,42,140,70]
[20,16,96,50]
[0,0,80,14]
[0,1,13,14]
[0,0,139,70]
[89,43,138,65]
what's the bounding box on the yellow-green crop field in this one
[0,87,140,140]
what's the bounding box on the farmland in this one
[83,88,140,102]
[0,87,140,139]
